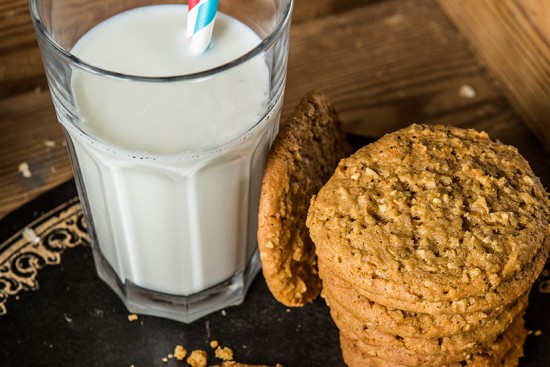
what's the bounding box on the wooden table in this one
[1,0,549,219]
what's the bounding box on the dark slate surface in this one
[0,241,343,366]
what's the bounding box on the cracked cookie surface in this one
[307,124,550,310]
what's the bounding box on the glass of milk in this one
[30,0,293,323]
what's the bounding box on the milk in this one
[71,5,270,153]
[63,5,281,296]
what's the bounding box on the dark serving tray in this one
[1,135,548,367]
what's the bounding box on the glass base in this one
[90,246,261,323]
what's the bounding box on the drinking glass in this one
[30,0,293,323]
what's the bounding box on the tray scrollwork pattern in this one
[0,197,88,315]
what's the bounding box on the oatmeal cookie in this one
[257,91,351,306]
[327,288,527,356]
[307,124,550,309]
[320,260,528,339]
[340,312,527,367]
[319,235,548,314]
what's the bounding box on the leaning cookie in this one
[257,91,352,307]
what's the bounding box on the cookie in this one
[307,124,550,310]
[327,288,527,356]
[341,338,524,367]
[339,311,527,367]
[257,91,351,306]
[319,236,549,314]
[320,260,528,339]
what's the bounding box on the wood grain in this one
[0,91,72,218]
[284,1,548,171]
[438,0,550,152]
[1,0,548,219]
[0,0,47,99]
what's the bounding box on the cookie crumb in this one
[187,350,207,367]
[458,84,476,99]
[215,346,234,361]
[22,227,40,244]
[127,314,139,322]
[174,345,187,360]
[18,162,32,178]
[539,279,550,293]
[210,340,219,348]
[63,313,73,323]
[534,330,542,336]
[44,139,56,148]
[161,357,168,363]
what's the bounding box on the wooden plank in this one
[0,0,48,99]
[0,0,372,99]
[291,0,377,24]
[0,91,72,217]
[283,0,548,180]
[1,0,548,219]
[438,0,550,152]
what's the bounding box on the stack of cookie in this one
[307,124,550,366]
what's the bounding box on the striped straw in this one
[188,0,219,54]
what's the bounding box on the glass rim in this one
[29,0,293,82]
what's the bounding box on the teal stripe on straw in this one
[194,0,219,34]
